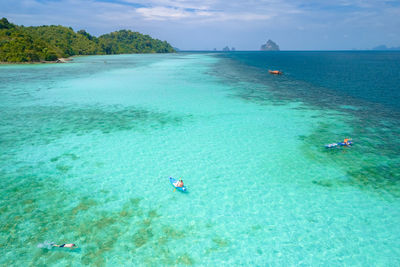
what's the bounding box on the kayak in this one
[338,141,353,146]
[325,143,338,148]
[169,177,187,192]
[325,141,353,148]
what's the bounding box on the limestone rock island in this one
[260,40,280,51]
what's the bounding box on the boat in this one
[268,70,282,75]
[169,177,187,192]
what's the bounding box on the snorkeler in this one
[53,243,77,249]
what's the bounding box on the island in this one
[0,18,175,63]
[372,45,400,51]
[260,39,280,51]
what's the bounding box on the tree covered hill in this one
[0,18,175,63]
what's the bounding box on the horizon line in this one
[177,49,400,52]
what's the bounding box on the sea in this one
[1,51,400,266]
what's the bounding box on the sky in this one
[1,0,399,50]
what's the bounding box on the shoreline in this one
[0,57,73,65]
[0,52,177,65]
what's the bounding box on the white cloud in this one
[122,0,212,10]
[0,0,399,49]
[136,7,203,20]
[1,0,300,25]
[135,6,273,22]
[104,0,300,22]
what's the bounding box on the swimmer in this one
[53,243,77,249]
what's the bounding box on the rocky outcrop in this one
[261,40,280,51]
[56,58,72,63]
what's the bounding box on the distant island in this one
[222,46,235,51]
[372,45,400,51]
[0,18,175,63]
[260,40,279,51]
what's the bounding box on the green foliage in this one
[0,18,15,29]
[77,29,95,41]
[0,18,175,63]
[98,30,175,54]
[24,25,100,57]
[0,26,50,62]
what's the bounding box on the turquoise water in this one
[1,52,400,266]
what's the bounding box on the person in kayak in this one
[174,179,184,187]
[53,243,77,249]
[343,138,351,146]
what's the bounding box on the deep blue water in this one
[212,50,400,201]
[218,51,400,111]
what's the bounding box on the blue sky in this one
[1,0,399,50]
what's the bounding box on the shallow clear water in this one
[1,52,400,266]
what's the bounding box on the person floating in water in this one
[53,243,77,249]
[174,179,184,188]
